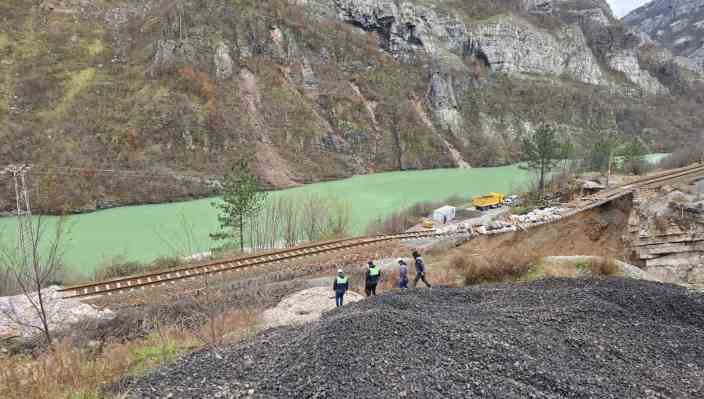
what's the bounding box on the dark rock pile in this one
[119,278,704,398]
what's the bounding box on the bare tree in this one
[0,216,69,344]
[324,196,353,239]
[185,274,228,352]
[154,212,207,259]
[300,193,327,242]
[279,197,300,247]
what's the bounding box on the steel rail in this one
[60,230,460,298]
[60,235,364,293]
[60,163,704,299]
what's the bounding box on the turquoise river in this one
[0,155,667,275]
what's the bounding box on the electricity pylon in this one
[1,164,34,268]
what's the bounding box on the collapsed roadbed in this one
[117,278,704,398]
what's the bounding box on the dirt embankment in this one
[117,278,704,398]
[470,196,632,262]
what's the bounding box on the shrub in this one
[151,256,182,270]
[452,254,532,286]
[95,258,148,280]
[590,258,619,276]
[511,206,530,215]
[654,216,670,233]
[94,256,185,281]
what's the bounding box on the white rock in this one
[0,286,114,338]
[262,286,364,329]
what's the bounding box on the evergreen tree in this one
[211,158,268,252]
[621,138,647,175]
[588,129,621,186]
[521,125,562,195]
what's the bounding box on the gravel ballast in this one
[120,278,704,398]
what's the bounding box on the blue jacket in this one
[399,263,408,281]
[415,257,426,274]
[333,277,349,294]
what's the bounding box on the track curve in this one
[60,163,704,299]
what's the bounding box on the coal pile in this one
[119,278,704,398]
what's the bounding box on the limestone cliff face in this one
[332,0,679,94]
[465,17,605,86]
[624,0,704,71]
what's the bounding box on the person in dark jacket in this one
[365,261,381,296]
[398,258,409,289]
[412,251,432,288]
[333,269,349,307]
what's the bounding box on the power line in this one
[1,164,220,181]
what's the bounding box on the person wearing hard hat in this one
[333,269,349,308]
[365,261,381,296]
[397,258,409,289]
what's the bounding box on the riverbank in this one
[0,155,668,275]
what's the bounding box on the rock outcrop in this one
[465,16,605,85]
[333,0,680,94]
[624,0,704,71]
[608,49,670,94]
[628,189,704,286]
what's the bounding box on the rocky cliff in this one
[624,0,704,72]
[0,0,703,212]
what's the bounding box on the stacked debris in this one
[476,221,517,235]
[510,207,564,226]
[118,278,704,398]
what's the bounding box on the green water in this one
[0,154,669,275]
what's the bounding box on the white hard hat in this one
[338,269,343,274]
[397,258,404,263]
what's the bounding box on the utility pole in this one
[1,164,34,269]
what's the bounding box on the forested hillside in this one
[1,0,703,213]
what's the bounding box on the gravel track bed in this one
[118,278,704,398]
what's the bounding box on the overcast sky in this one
[607,0,653,17]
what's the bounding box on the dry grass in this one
[530,257,620,280]
[0,306,261,399]
[541,262,579,278]
[589,257,620,277]
[449,252,535,286]
[654,215,671,233]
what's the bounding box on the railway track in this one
[60,163,704,299]
[59,230,464,298]
[573,163,704,211]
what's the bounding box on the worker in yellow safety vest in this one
[365,261,381,296]
[333,269,349,307]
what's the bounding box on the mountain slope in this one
[0,0,703,213]
[623,0,704,71]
